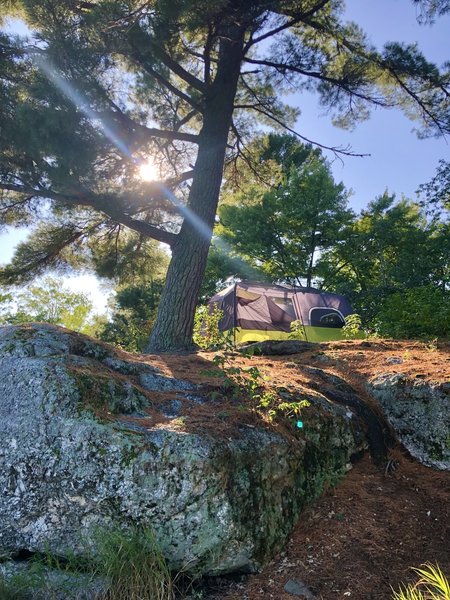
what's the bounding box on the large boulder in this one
[0,324,364,575]
[369,373,450,471]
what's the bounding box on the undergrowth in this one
[199,316,310,425]
[0,525,175,600]
[94,524,174,600]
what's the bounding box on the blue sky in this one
[297,0,450,211]
[0,0,449,283]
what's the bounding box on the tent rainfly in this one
[208,281,356,344]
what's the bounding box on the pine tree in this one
[0,0,449,351]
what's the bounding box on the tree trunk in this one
[306,230,316,288]
[146,27,245,352]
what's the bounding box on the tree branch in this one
[129,44,203,111]
[242,58,390,107]
[156,46,206,93]
[97,109,200,144]
[234,104,368,158]
[0,182,178,246]
[303,17,450,134]
[246,0,332,50]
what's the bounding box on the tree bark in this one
[146,26,246,352]
[306,229,316,288]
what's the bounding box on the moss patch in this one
[69,369,149,414]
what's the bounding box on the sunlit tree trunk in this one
[147,28,245,352]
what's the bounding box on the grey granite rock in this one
[284,578,316,598]
[0,324,363,576]
[0,561,107,600]
[369,373,450,470]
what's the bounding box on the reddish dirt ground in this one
[204,452,449,600]
[128,339,450,599]
[148,339,450,388]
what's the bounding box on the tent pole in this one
[233,282,237,347]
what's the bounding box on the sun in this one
[138,159,159,182]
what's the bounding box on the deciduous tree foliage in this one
[217,135,352,286]
[418,159,450,219]
[0,0,449,350]
[0,276,98,333]
[99,279,165,351]
[317,193,450,323]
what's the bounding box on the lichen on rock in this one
[369,373,450,471]
[0,324,365,577]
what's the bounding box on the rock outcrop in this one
[240,340,315,355]
[0,324,364,576]
[369,373,450,471]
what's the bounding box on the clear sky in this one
[0,0,448,302]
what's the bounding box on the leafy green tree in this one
[218,138,352,286]
[95,232,169,350]
[0,276,100,333]
[199,244,262,301]
[318,193,449,322]
[1,0,449,351]
[99,279,165,352]
[373,286,450,339]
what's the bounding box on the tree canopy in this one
[418,159,450,220]
[317,193,450,321]
[217,135,352,286]
[0,0,449,350]
[0,276,100,333]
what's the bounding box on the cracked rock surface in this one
[369,373,450,471]
[0,324,364,575]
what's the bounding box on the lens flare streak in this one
[34,52,259,278]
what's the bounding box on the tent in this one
[208,281,356,344]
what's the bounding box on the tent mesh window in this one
[310,307,345,328]
[269,297,296,319]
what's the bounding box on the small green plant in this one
[201,322,310,426]
[170,416,187,428]
[392,563,450,600]
[342,313,363,339]
[425,338,439,352]
[289,319,306,340]
[0,526,175,600]
[0,575,29,599]
[0,558,73,600]
[193,305,226,350]
[94,524,174,600]
[259,393,310,423]
[278,399,310,419]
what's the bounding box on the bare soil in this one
[204,452,449,600]
[135,339,450,599]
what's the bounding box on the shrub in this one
[342,313,363,339]
[193,304,226,350]
[289,319,306,340]
[373,286,450,340]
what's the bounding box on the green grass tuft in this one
[393,563,450,600]
[94,524,175,600]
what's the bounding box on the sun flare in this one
[138,159,158,182]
